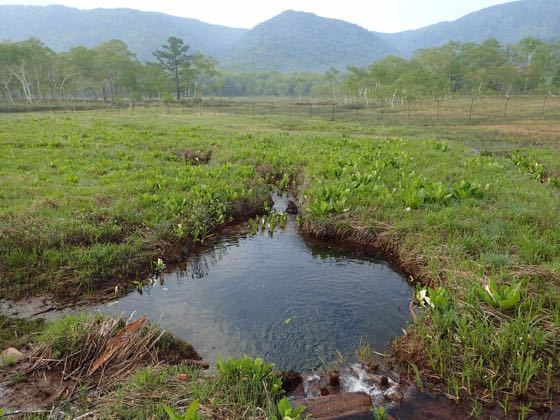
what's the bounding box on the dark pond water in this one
[101,198,412,371]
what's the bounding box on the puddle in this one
[100,196,413,371]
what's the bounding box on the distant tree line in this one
[0,36,221,103]
[1,36,559,104]
[343,38,560,104]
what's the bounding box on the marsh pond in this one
[101,196,413,371]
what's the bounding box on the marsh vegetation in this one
[0,103,559,417]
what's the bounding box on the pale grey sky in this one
[0,0,517,32]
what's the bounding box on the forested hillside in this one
[0,5,247,61]
[379,0,560,56]
[221,11,395,72]
[1,1,559,72]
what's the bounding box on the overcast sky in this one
[0,0,516,32]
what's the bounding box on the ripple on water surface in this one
[101,219,412,371]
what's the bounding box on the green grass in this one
[0,113,273,299]
[1,108,560,415]
[97,356,283,418]
[0,315,44,350]
[36,313,108,358]
[97,358,283,419]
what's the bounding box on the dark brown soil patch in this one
[280,369,302,393]
[179,149,212,165]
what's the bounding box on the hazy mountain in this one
[378,0,560,56]
[0,5,247,61]
[221,10,396,72]
[1,1,559,71]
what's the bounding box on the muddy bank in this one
[300,220,434,289]
[0,315,203,413]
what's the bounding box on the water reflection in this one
[101,216,412,371]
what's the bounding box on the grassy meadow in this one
[1,103,560,416]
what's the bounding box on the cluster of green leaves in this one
[37,313,109,358]
[273,398,306,420]
[213,355,284,417]
[415,286,450,310]
[427,140,450,152]
[372,406,388,420]
[511,150,560,187]
[0,315,44,350]
[415,276,554,406]
[477,278,522,311]
[216,355,282,398]
[305,139,488,215]
[307,185,350,216]
[162,400,201,420]
[511,150,548,182]
[100,356,300,419]
[400,175,488,209]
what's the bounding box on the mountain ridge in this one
[220,10,397,72]
[377,0,560,56]
[1,1,559,71]
[0,5,247,60]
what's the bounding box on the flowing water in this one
[101,197,412,371]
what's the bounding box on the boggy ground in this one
[0,314,288,419]
[1,109,560,417]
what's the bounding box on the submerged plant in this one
[248,217,260,234]
[477,278,522,311]
[358,339,374,364]
[248,211,288,235]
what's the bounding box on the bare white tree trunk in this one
[1,72,14,103]
[10,65,35,103]
[524,48,537,96]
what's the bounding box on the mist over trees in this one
[0,36,220,103]
[1,36,560,104]
[344,38,560,102]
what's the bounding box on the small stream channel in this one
[100,196,413,371]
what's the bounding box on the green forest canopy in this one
[1,36,559,103]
